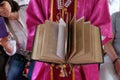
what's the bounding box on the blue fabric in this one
[7,53,27,80]
[27,60,35,80]
[0,46,9,79]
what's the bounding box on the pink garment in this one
[26,0,113,80]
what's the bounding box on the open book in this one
[32,17,103,64]
[0,17,8,38]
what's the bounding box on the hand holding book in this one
[0,34,10,47]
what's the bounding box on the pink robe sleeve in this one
[89,0,113,44]
[26,1,51,80]
[26,0,50,50]
[77,0,113,45]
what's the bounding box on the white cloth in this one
[8,5,28,50]
[108,0,120,15]
[100,54,120,80]
[4,23,16,56]
[4,40,16,56]
[14,0,30,6]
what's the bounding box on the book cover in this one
[0,17,8,38]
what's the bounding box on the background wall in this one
[108,0,120,15]
[14,0,30,6]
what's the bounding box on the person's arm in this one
[0,1,18,20]
[8,11,18,20]
[87,0,117,59]
[102,12,120,77]
[106,12,120,77]
[106,12,119,61]
[0,1,11,17]
[87,0,120,76]
[104,37,118,61]
[104,33,120,77]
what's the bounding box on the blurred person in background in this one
[100,11,120,80]
[0,0,17,79]
[4,0,29,80]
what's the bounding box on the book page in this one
[56,18,66,59]
[32,24,44,59]
[69,17,85,60]
[75,17,85,55]
[32,19,103,64]
[67,16,76,60]
[68,20,92,64]
[91,25,103,62]
[32,21,65,64]
[90,25,95,58]
[68,21,103,64]
[84,22,91,54]
[41,21,65,63]
[66,16,72,59]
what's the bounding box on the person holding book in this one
[100,12,120,80]
[0,0,17,79]
[0,0,29,80]
[0,25,16,80]
[26,0,113,80]
[0,18,16,56]
[2,0,30,80]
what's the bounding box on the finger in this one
[2,11,9,17]
[5,36,9,41]
[0,10,10,17]
[115,66,120,77]
[4,34,10,41]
